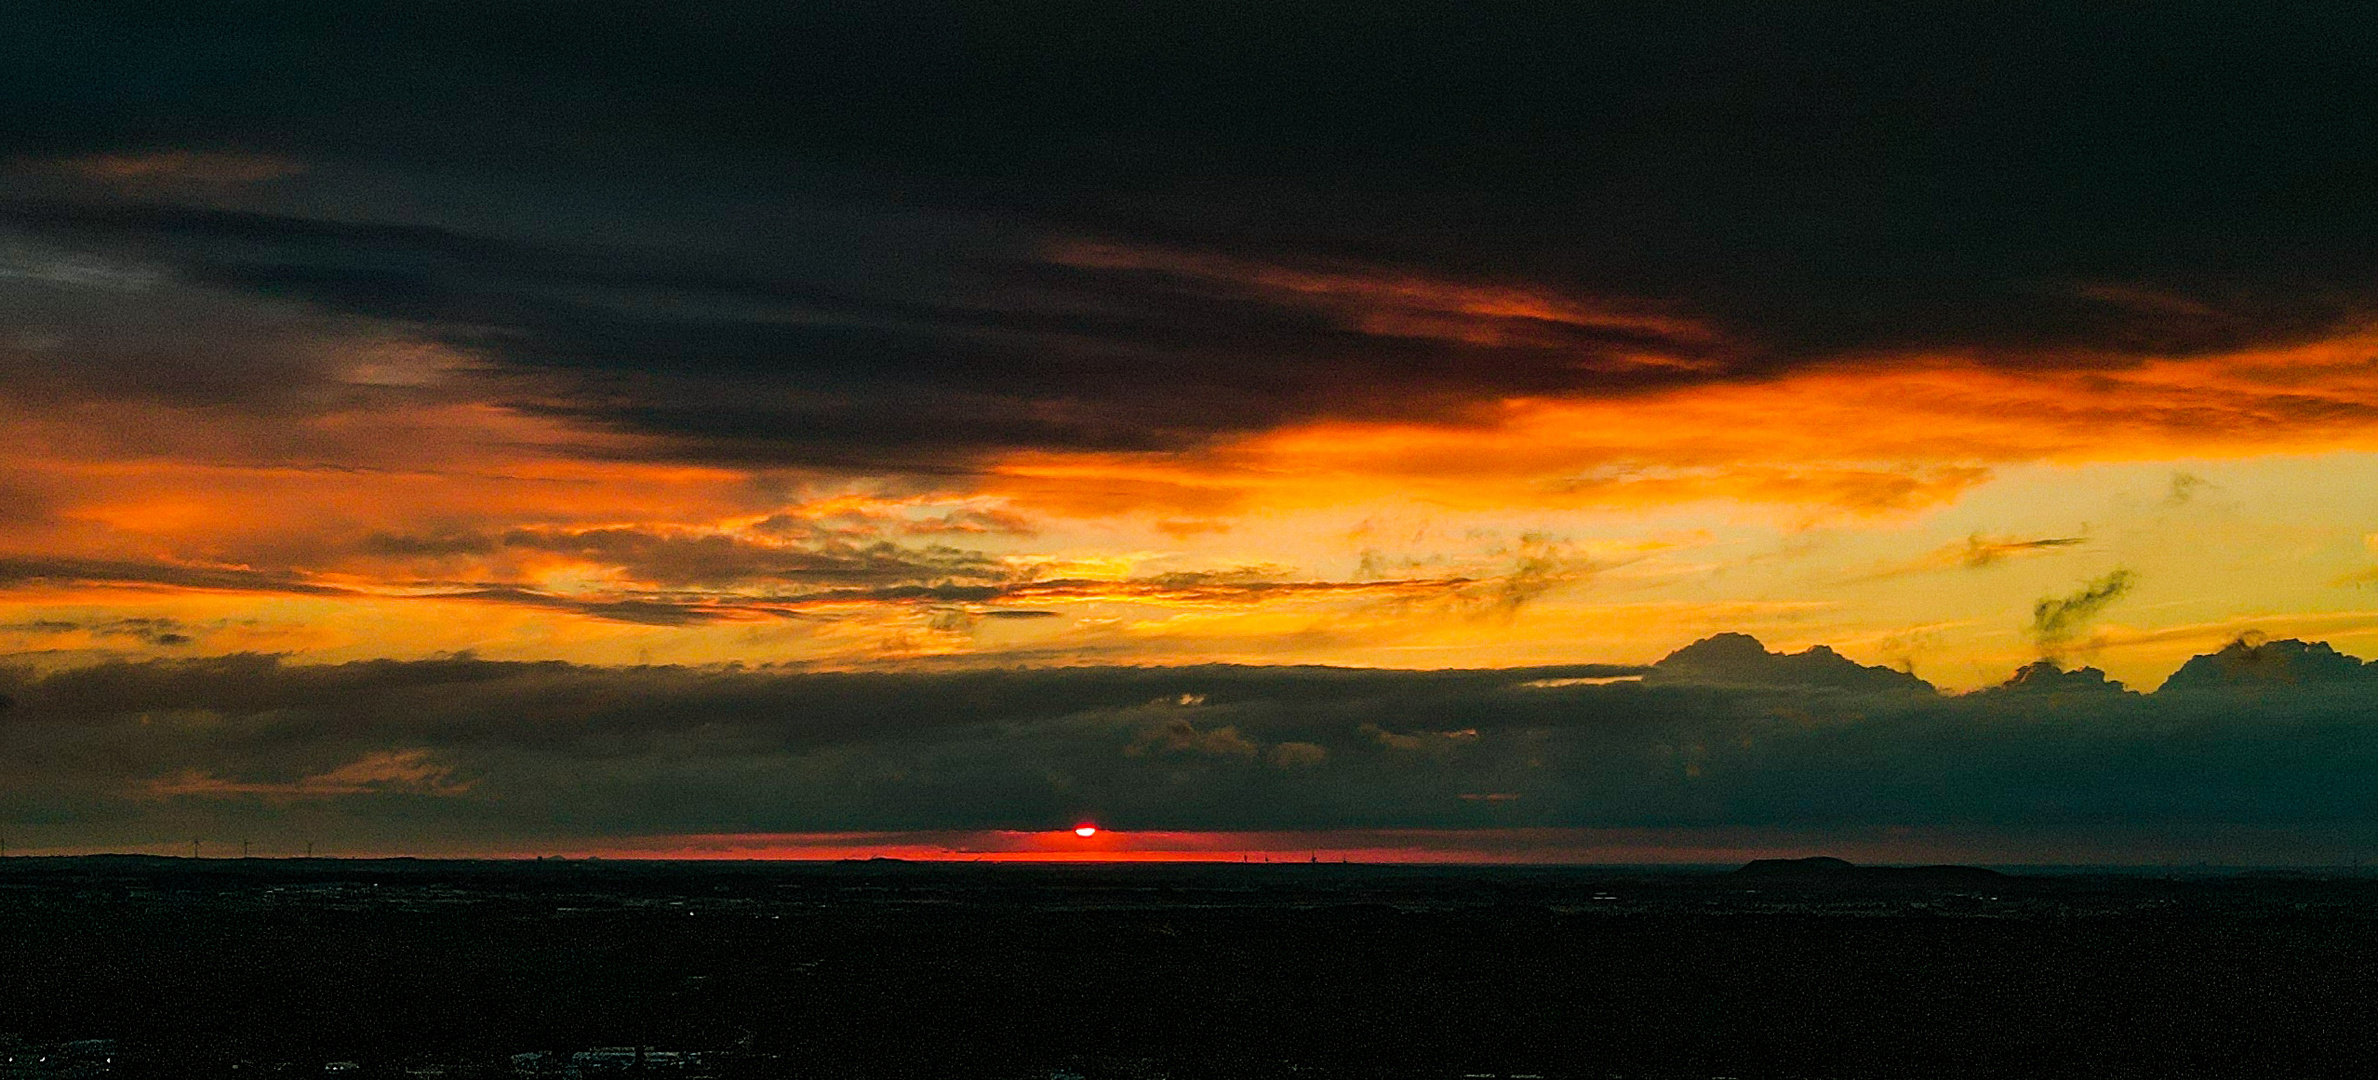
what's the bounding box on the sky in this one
[6,2,2378,862]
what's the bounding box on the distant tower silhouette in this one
[241,838,250,859]
[191,839,200,859]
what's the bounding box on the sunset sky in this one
[7,2,2378,861]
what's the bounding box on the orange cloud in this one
[8,298,2378,675]
[1856,534,2091,581]
[49,150,306,187]
[1044,240,1717,356]
[145,750,472,801]
[988,331,2378,518]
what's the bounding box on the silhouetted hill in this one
[1735,856,2009,888]
[1738,856,1857,876]
[1645,633,1935,693]
[2158,637,2375,693]
[1974,660,2133,697]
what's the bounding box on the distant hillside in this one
[1734,856,2009,888]
[1645,633,1935,694]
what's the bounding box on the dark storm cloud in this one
[9,2,2378,466]
[6,636,2378,848]
[0,226,371,414]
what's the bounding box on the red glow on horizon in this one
[486,827,1893,865]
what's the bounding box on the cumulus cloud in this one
[1979,660,2135,698]
[2158,634,2376,691]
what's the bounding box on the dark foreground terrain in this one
[7,857,2378,1079]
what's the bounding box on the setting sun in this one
[1074,825,1098,838]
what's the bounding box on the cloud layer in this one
[9,2,2378,793]
[7,636,2376,859]
[9,2,2378,470]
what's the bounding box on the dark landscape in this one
[9,857,2378,1079]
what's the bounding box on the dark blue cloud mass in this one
[7,2,2378,466]
[4,636,2375,858]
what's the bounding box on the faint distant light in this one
[1074,825,1098,838]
